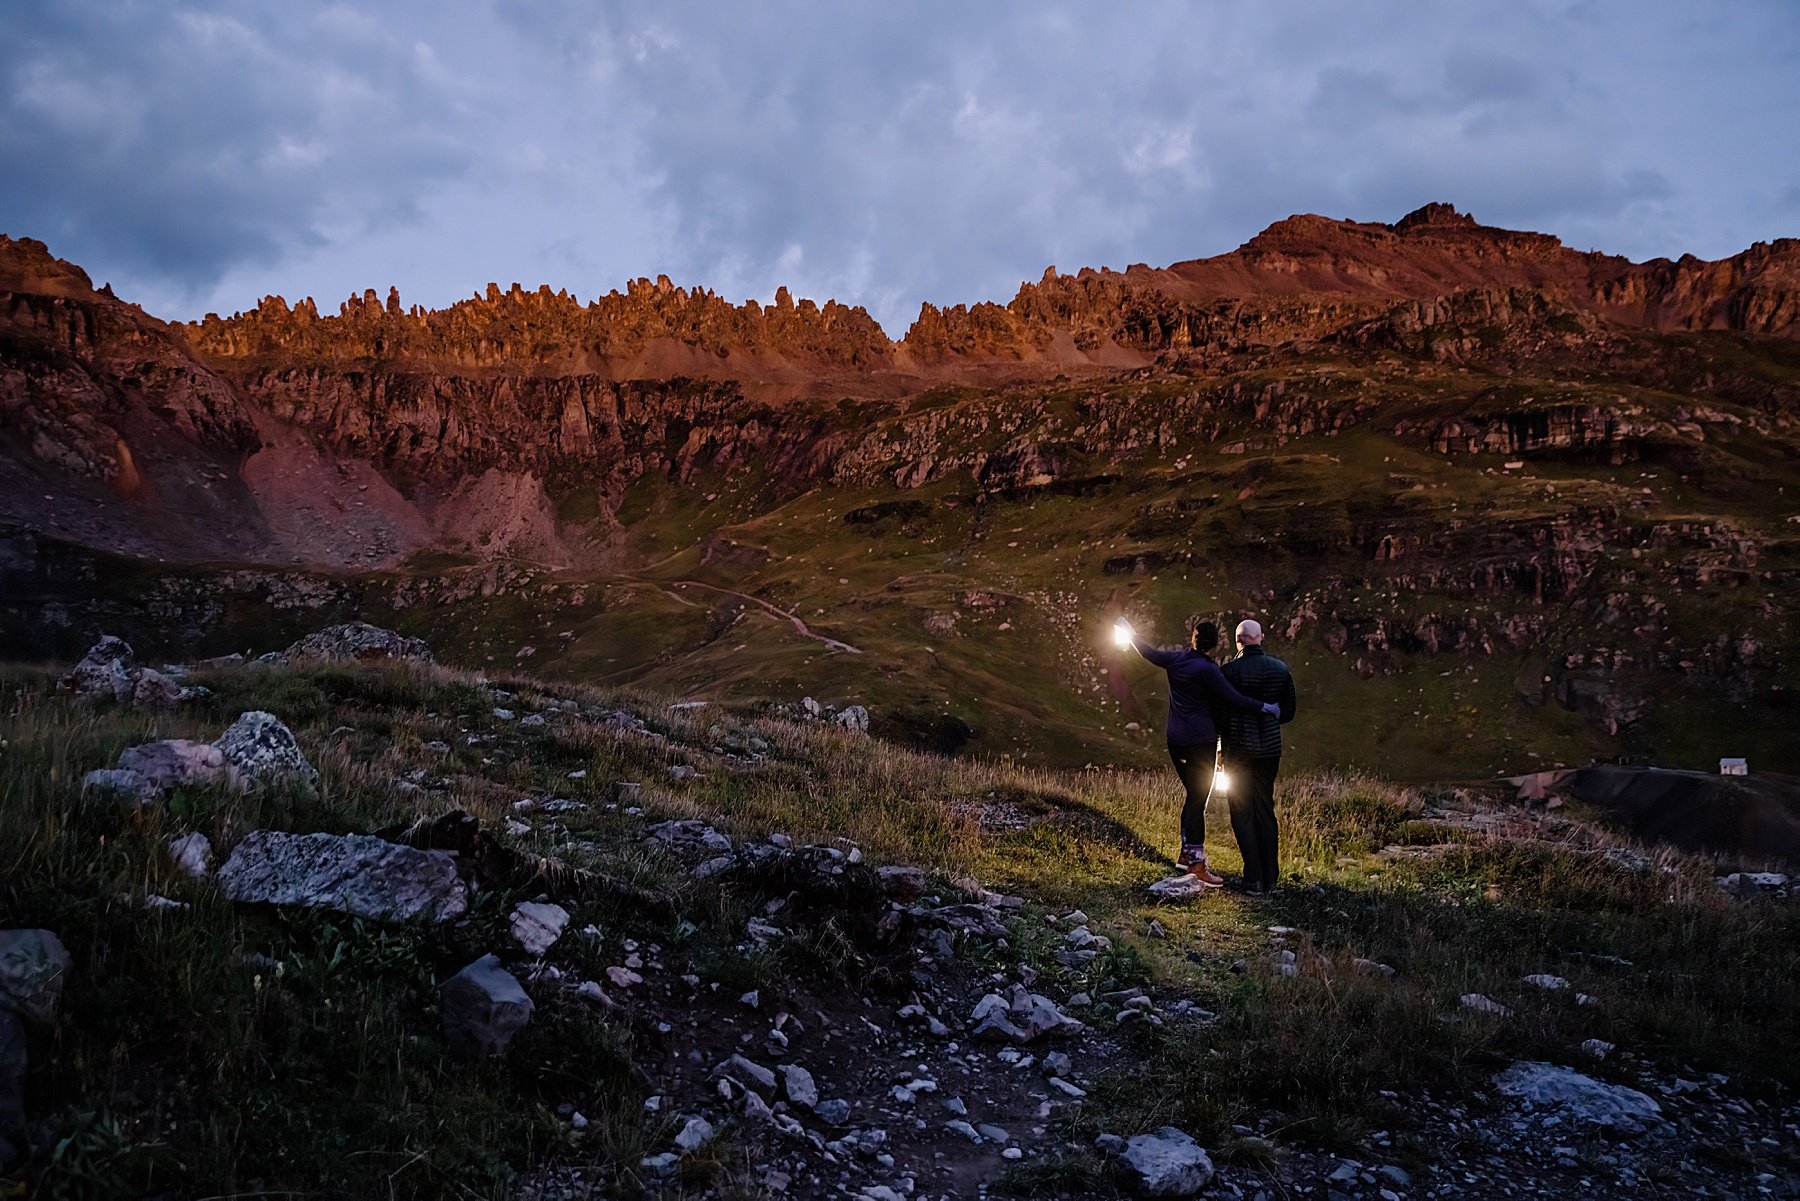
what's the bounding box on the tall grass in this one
[1,659,1795,1196]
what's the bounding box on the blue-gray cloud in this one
[3,1,1797,332]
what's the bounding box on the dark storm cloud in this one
[0,5,469,298]
[4,1,1797,331]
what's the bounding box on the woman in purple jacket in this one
[1123,618,1278,886]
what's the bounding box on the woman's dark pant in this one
[1167,743,1214,848]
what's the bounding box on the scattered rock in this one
[925,903,1009,939]
[1522,973,1570,990]
[57,635,135,699]
[167,832,214,879]
[714,1054,778,1095]
[1581,1038,1616,1059]
[1120,1126,1215,1197]
[970,984,1084,1044]
[674,1116,714,1152]
[944,1119,983,1144]
[1493,1061,1664,1135]
[278,622,433,664]
[218,830,469,923]
[84,738,230,806]
[441,954,533,1058]
[780,1063,819,1109]
[834,705,870,733]
[1716,871,1789,898]
[815,1098,851,1125]
[0,930,71,1023]
[509,901,571,956]
[1147,874,1211,902]
[214,711,319,793]
[1460,993,1513,1017]
[130,667,192,707]
[876,864,926,900]
[58,636,204,706]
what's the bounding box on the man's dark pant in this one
[1223,751,1282,889]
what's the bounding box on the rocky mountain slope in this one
[2,205,1798,778]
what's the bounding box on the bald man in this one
[1219,619,1298,894]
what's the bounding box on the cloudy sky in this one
[3,2,1797,334]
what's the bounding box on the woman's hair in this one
[1187,617,1221,653]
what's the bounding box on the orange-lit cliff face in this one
[175,203,1800,381]
[3,205,1799,571]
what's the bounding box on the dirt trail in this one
[631,577,864,654]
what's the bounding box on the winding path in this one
[626,577,864,654]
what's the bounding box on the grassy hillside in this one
[2,658,1796,1197]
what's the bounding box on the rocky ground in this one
[1,630,1796,1198]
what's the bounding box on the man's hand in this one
[1261,702,1280,718]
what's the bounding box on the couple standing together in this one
[1123,617,1299,894]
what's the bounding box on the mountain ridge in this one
[3,204,1797,777]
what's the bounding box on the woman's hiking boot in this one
[1179,844,1225,887]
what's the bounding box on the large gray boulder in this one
[1121,1127,1215,1197]
[1493,1061,1664,1135]
[441,954,533,1057]
[215,711,319,793]
[280,622,434,665]
[0,930,71,1024]
[218,831,469,923]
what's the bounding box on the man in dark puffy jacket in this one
[1219,619,1298,894]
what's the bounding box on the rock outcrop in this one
[217,831,470,923]
[275,622,434,664]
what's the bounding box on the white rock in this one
[1121,1126,1215,1197]
[509,902,570,956]
[780,1063,819,1109]
[969,984,1083,1044]
[1580,1039,1615,1059]
[575,980,614,1007]
[1460,993,1513,1017]
[674,1116,714,1152]
[1493,1061,1663,1134]
[715,1053,778,1094]
[1147,874,1211,902]
[606,966,643,988]
[167,832,214,879]
[1523,974,1570,990]
[944,1119,982,1144]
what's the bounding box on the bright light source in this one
[1112,621,1133,648]
[1212,770,1231,793]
